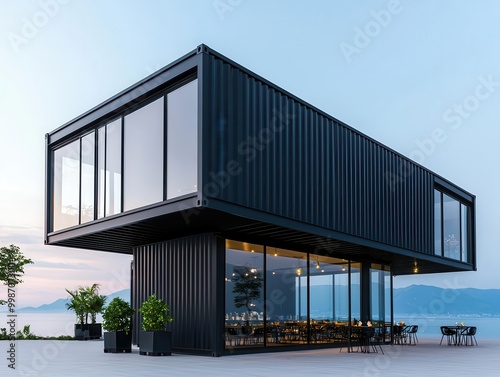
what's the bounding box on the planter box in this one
[139,331,172,356]
[104,331,132,353]
[75,324,102,340]
[74,325,89,341]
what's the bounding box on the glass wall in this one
[443,194,460,259]
[80,132,95,224]
[167,79,198,199]
[434,188,470,262]
[461,204,468,262]
[225,239,381,349]
[350,263,361,323]
[124,97,164,211]
[105,119,122,216]
[52,78,199,231]
[370,264,391,324]
[97,127,105,219]
[225,241,264,347]
[96,119,122,219]
[265,247,307,322]
[53,140,80,231]
[434,189,442,256]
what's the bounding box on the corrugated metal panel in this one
[132,234,223,355]
[203,53,435,255]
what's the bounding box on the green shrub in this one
[139,294,173,331]
[102,297,134,333]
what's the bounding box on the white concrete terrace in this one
[3,337,499,377]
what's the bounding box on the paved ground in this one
[2,337,499,377]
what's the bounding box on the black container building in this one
[45,44,476,356]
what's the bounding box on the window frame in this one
[50,74,198,233]
[434,186,471,263]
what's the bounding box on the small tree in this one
[0,244,33,305]
[65,284,106,324]
[84,284,107,324]
[65,288,86,325]
[232,266,262,326]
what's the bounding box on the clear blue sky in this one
[1,0,499,306]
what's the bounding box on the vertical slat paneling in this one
[132,234,221,354]
[204,55,434,255]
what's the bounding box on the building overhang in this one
[45,197,474,276]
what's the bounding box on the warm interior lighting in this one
[342,266,346,272]
[296,268,302,276]
[413,260,419,274]
[274,252,278,257]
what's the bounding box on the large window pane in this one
[124,98,164,211]
[309,255,347,344]
[225,240,264,348]
[443,194,460,260]
[53,140,80,231]
[266,247,308,345]
[461,204,468,262]
[334,270,349,322]
[370,264,391,324]
[434,189,442,256]
[97,127,105,219]
[106,119,122,216]
[350,263,361,323]
[80,132,95,224]
[167,79,198,199]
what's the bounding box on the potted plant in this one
[102,297,135,353]
[139,294,173,356]
[65,283,106,340]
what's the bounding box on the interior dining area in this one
[225,240,392,350]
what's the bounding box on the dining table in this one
[444,325,469,346]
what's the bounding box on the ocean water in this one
[0,313,103,337]
[2,313,499,339]
[395,316,499,338]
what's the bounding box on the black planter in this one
[74,324,102,340]
[139,331,172,356]
[103,331,132,353]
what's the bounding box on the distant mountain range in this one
[394,285,500,316]
[2,285,500,316]
[10,289,130,313]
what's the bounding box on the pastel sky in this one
[1,0,499,307]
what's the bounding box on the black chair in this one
[406,325,418,345]
[440,326,456,345]
[339,326,355,353]
[461,326,478,346]
[225,327,240,346]
[393,325,407,345]
[371,325,385,354]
